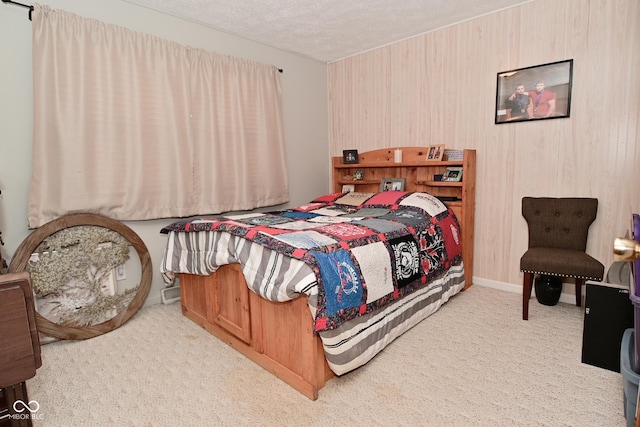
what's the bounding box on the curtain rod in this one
[2,0,33,20]
[1,1,283,72]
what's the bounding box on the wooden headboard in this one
[331,147,476,288]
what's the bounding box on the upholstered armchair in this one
[520,197,605,320]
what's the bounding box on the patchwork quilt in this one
[161,191,462,332]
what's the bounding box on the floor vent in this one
[161,286,181,305]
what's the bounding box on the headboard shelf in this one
[415,180,463,187]
[337,180,464,188]
[334,160,464,169]
[331,147,476,288]
[336,179,380,185]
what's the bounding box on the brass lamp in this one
[614,237,640,262]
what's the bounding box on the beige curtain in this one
[28,5,288,228]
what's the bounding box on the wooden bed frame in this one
[179,265,333,400]
[178,148,476,399]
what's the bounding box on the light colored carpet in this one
[27,285,627,426]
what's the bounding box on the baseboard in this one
[473,276,580,305]
[144,293,162,307]
[144,276,578,308]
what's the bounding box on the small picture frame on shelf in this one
[353,169,364,180]
[341,184,355,193]
[380,178,405,191]
[441,166,463,182]
[343,149,359,164]
[426,144,445,161]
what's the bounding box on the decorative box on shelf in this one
[443,149,463,161]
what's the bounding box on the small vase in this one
[535,275,562,306]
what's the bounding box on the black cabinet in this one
[581,282,634,372]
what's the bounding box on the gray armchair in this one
[520,197,604,320]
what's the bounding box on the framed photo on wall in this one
[343,149,359,164]
[495,59,573,124]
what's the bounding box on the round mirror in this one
[9,214,152,340]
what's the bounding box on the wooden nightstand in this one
[0,272,42,427]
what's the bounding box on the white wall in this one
[0,0,329,304]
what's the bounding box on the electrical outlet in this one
[115,265,126,281]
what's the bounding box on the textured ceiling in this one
[124,0,532,63]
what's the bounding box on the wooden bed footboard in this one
[179,264,334,400]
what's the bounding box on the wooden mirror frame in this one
[9,213,152,340]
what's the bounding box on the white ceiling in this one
[124,0,533,63]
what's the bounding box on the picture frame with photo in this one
[495,59,573,124]
[426,144,445,161]
[379,178,405,191]
[341,184,355,193]
[441,167,463,182]
[342,149,359,164]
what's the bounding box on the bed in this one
[160,147,476,399]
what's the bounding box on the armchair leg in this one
[575,279,583,307]
[522,272,534,320]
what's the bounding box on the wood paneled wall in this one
[328,0,640,290]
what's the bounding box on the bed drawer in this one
[180,265,251,344]
[210,264,251,343]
